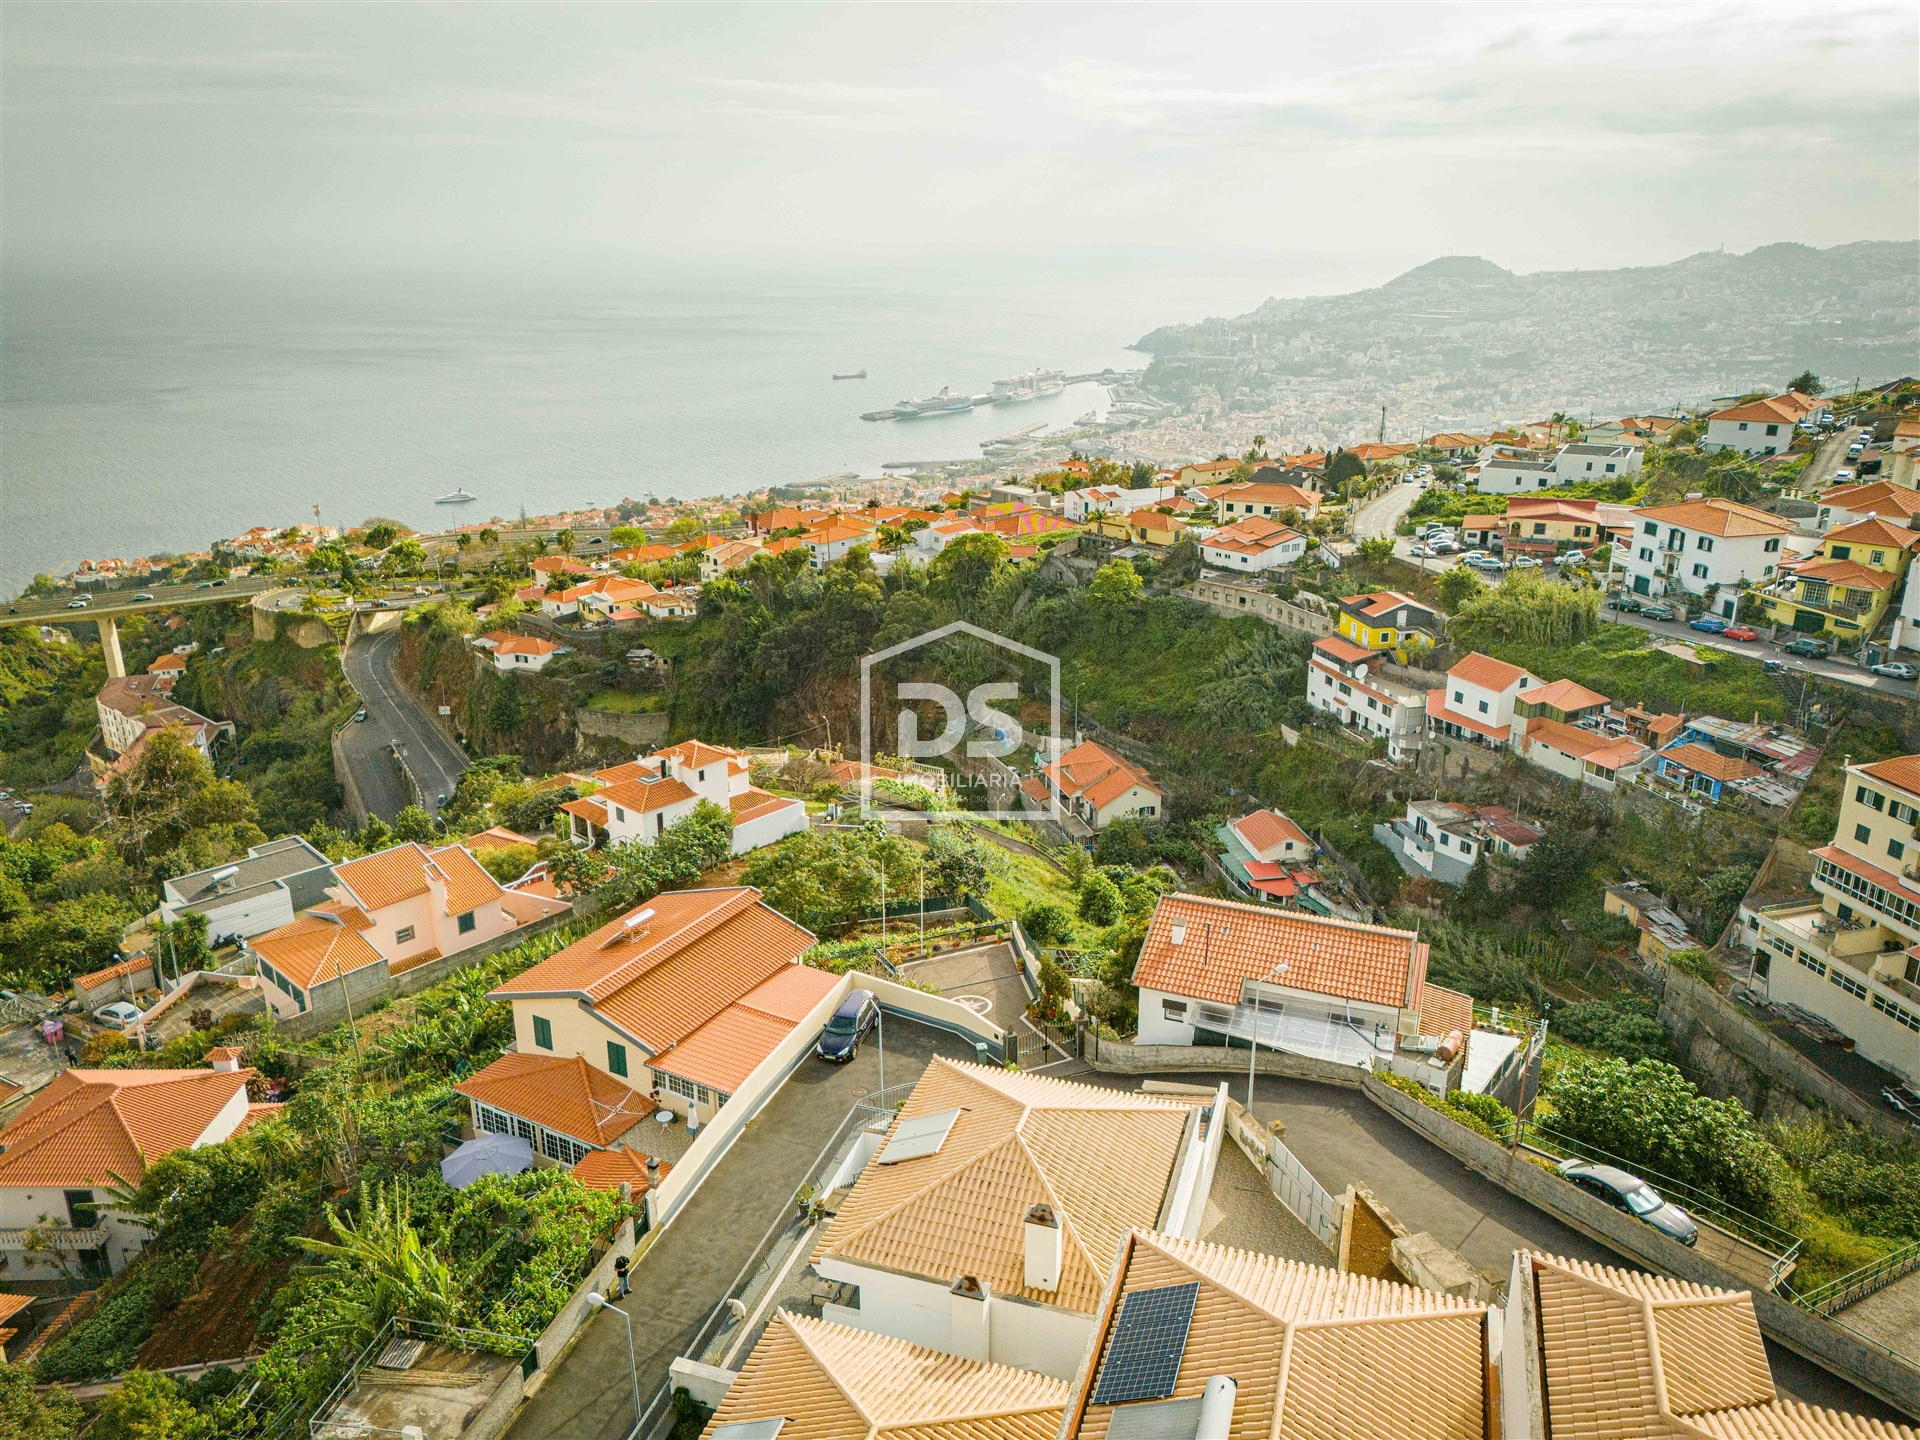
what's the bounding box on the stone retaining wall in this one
[575,707,671,748]
[1085,1036,1368,1087]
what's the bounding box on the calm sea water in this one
[0,252,1331,594]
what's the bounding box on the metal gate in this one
[1267,1136,1339,1249]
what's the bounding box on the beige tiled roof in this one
[454,1053,654,1147]
[1528,1253,1914,1439]
[702,1313,1067,1440]
[1068,1231,1488,1440]
[816,1060,1195,1312]
[1133,893,1427,1011]
[489,889,815,1054]
[0,1068,251,1187]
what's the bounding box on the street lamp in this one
[1246,961,1289,1112]
[585,1292,640,1438]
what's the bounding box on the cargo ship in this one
[891,386,974,419]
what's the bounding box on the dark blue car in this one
[817,989,879,1062]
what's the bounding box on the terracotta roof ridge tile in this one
[584,888,764,1003]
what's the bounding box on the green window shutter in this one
[533,1016,553,1050]
[607,1042,628,1077]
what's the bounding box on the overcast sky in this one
[5,3,1916,285]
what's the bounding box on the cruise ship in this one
[890,386,974,419]
[991,369,1067,403]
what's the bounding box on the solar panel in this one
[1089,1281,1201,1406]
[877,1107,962,1164]
[711,1422,785,1440]
[1105,1397,1203,1440]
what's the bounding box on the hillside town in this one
[2,358,1920,1440]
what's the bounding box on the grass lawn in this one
[1485,623,1785,720]
[983,845,1109,950]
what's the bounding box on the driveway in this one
[338,629,470,820]
[895,941,1065,1068]
[503,1018,981,1440]
[1074,1068,1908,1423]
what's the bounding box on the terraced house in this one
[1748,753,1920,1081]
[1620,498,1795,619]
[1757,515,1917,640]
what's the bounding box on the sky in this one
[4,3,1917,289]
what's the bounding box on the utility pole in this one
[1379,406,1386,444]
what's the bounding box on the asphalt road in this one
[338,629,471,820]
[1076,1068,1910,1423]
[1601,605,1919,701]
[1351,475,1425,542]
[0,576,280,628]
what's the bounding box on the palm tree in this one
[294,1181,470,1348]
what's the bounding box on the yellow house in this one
[1759,516,1917,639]
[1335,590,1445,650]
[1088,512,1134,543]
[1126,510,1190,547]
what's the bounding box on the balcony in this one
[0,1223,112,1250]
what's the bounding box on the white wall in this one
[1622,518,1784,611]
[1764,946,1918,1084]
[814,1263,1097,1381]
[1705,417,1791,456]
[1138,986,1198,1045]
[1442,672,1530,731]
[731,799,809,855]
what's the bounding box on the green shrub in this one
[34,1249,201,1381]
[1550,997,1670,1064]
[1020,903,1074,946]
[1077,871,1121,926]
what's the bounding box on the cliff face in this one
[393,622,577,769]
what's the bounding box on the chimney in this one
[949,1275,991,1360]
[1195,1377,1237,1440]
[206,1047,243,1073]
[1024,1203,1062,1292]
[646,1154,661,1188]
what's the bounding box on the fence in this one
[1787,1240,1920,1318]
[1268,1134,1339,1249]
[308,1317,535,1440]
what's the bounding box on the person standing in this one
[614,1254,630,1298]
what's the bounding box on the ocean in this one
[0,250,1343,594]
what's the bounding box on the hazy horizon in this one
[5,3,1916,279]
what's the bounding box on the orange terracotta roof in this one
[0,1294,31,1326]
[560,797,609,827]
[655,739,744,771]
[1134,892,1427,1011]
[465,826,537,851]
[1790,557,1895,590]
[1522,718,1642,764]
[230,1102,284,1137]
[729,786,799,825]
[334,843,434,910]
[311,900,374,931]
[74,957,150,990]
[493,635,562,656]
[1822,482,1920,518]
[1661,743,1759,783]
[571,1146,670,1193]
[427,844,507,915]
[1632,498,1793,538]
[490,889,815,1054]
[656,964,840,1096]
[1448,651,1534,692]
[1523,677,1609,711]
[251,913,386,989]
[1230,809,1312,855]
[1044,739,1161,812]
[455,1052,654,1147]
[203,1046,245,1063]
[1420,984,1474,1040]
[1824,516,1920,550]
[1220,482,1318,510]
[1313,635,1375,664]
[597,775,699,814]
[0,1068,252,1188]
[1858,755,1920,797]
[148,654,187,672]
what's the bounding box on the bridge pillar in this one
[99,615,126,679]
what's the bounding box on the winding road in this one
[338,628,470,821]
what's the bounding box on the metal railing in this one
[1507,1119,1804,1288]
[308,1317,534,1440]
[1785,1239,1920,1317]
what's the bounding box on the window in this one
[1830,968,1867,1000]
[1453,690,1465,704]
[1891,800,1918,825]
[1765,537,1781,553]
[457,910,476,935]
[1857,786,1887,811]
[658,1071,715,1108]
[541,1129,591,1166]
[1831,545,1851,560]
[607,1041,628,1077]
[1459,841,1473,856]
[1765,424,1779,436]
[533,1015,554,1050]
[1872,991,1920,1032]
[1643,521,1657,536]
[1639,547,1653,563]
[64,1190,99,1229]
[1738,422,1749,431]
[1605,463,1616,473]
[395,925,416,944]
[1856,823,1873,843]
[614,806,626,823]
[1337,682,1352,696]
[1162,998,1188,1021]
[1692,564,1709,579]
[1477,700,1489,714]
[1697,536,1714,551]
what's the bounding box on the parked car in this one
[1509,556,1543,569]
[1783,635,1829,658]
[1560,550,1586,566]
[1639,603,1677,621]
[1723,625,1759,642]
[816,988,879,1062]
[1408,543,1433,558]
[353,708,369,722]
[94,1001,143,1032]
[16,803,32,815]
[1871,661,1918,681]
[1689,615,1728,634]
[1608,592,1643,613]
[1556,1158,1698,1246]
[1833,469,1855,482]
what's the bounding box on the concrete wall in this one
[866,972,1007,1060]
[644,971,855,1232]
[1179,580,1335,639]
[1360,1074,1920,1419]
[1085,1035,1368,1087]
[816,1263,1096,1382]
[575,708,670,749]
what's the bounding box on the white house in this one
[1305,635,1426,763]
[1703,392,1823,456]
[1062,484,1176,523]
[1425,652,1538,746]
[804,522,872,569]
[1213,481,1320,523]
[160,835,337,945]
[563,739,807,856]
[810,1059,1224,1381]
[1197,515,1308,574]
[1814,481,1920,535]
[1554,443,1641,482]
[913,517,983,557]
[1620,498,1795,618]
[1473,449,1561,493]
[476,632,568,672]
[0,1063,265,1279]
[1034,739,1164,829]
